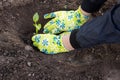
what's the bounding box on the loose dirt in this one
[0,0,120,80]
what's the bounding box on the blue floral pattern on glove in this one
[56,20,61,26]
[43,7,90,34]
[68,15,73,20]
[44,12,56,18]
[60,22,65,29]
[50,21,54,24]
[42,39,48,46]
[56,20,65,29]
[35,35,41,43]
[41,49,48,54]
[32,32,70,54]
[53,36,61,46]
[50,12,56,18]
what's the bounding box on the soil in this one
[0,0,120,80]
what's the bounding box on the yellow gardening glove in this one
[32,32,70,54]
[43,6,89,34]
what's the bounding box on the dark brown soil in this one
[0,0,120,80]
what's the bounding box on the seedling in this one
[33,12,41,34]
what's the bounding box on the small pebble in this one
[27,62,31,67]
[28,73,31,76]
[25,45,34,51]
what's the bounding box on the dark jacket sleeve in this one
[81,0,107,13]
[117,0,120,4]
[70,4,120,49]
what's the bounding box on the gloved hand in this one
[32,32,70,54]
[43,6,90,34]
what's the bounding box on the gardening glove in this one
[32,32,70,54]
[43,6,90,34]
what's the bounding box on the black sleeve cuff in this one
[70,29,81,49]
[81,0,107,13]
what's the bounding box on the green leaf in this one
[33,23,41,34]
[36,24,41,30]
[33,12,39,23]
[33,23,36,27]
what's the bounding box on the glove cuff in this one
[76,6,90,20]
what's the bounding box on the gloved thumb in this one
[31,34,41,47]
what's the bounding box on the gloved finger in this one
[32,34,41,47]
[50,28,61,34]
[43,22,59,33]
[44,11,64,19]
[32,34,40,42]
[44,12,57,19]
[43,19,58,33]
